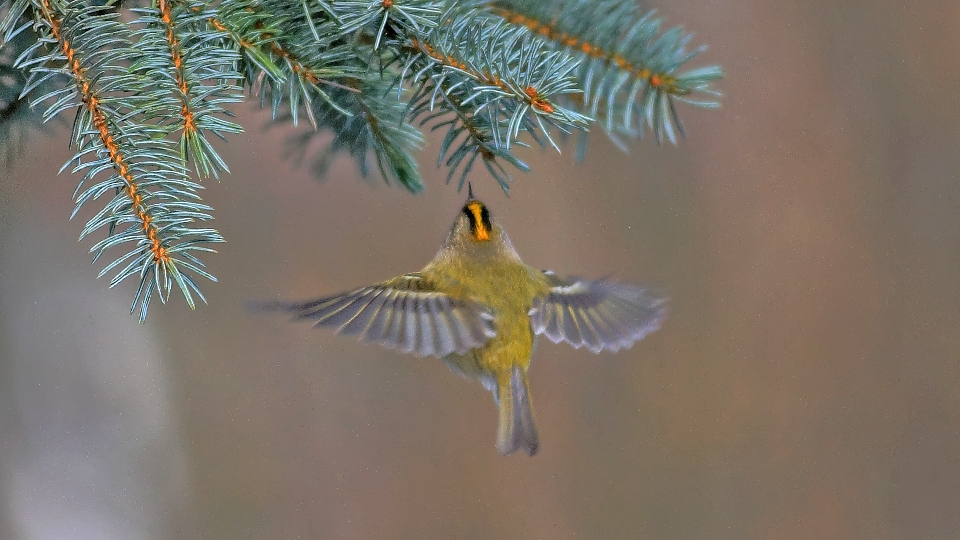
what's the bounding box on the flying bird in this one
[253,188,665,456]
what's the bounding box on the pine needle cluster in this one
[0,0,722,321]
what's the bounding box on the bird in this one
[252,185,666,456]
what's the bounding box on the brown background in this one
[2,1,959,538]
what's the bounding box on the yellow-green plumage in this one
[423,214,551,455]
[253,194,667,457]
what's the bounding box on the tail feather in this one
[496,367,539,456]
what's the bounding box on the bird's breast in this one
[426,255,551,374]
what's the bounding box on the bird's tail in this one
[496,367,539,456]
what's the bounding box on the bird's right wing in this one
[528,271,666,353]
[251,273,495,358]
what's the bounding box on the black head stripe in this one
[479,204,491,232]
[462,204,477,231]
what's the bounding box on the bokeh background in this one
[2,1,960,538]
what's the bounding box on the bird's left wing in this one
[528,272,666,353]
[252,273,495,358]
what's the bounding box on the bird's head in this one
[459,197,493,242]
[450,182,495,243]
[444,184,518,259]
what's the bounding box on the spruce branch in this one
[5,0,222,321]
[283,74,425,193]
[488,0,722,146]
[130,0,244,178]
[335,0,442,49]
[247,2,359,126]
[0,21,52,166]
[395,7,588,190]
[403,10,590,146]
[205,1,284,83]
[0,0,722,321]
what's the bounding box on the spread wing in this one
[528,271,666,353]
[252,273,495,358]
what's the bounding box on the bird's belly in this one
[472,309,535,373]
[443,317,534,378]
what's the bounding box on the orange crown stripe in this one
[467,202,490,241]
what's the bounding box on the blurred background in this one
[2,0,960,538]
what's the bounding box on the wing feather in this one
[399,294,418,354]
[358,289,394,343]
[385,294,407,349]
[449,307,480,354]
[574,308,603,353]
[339,288,385,336]
[429,298,457,356]
[414,298,432,357]
[561,305,584,348]
[311,290,370,327]
[251,273,495,358]
[529,273,666,353]
[542,301,564,343]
